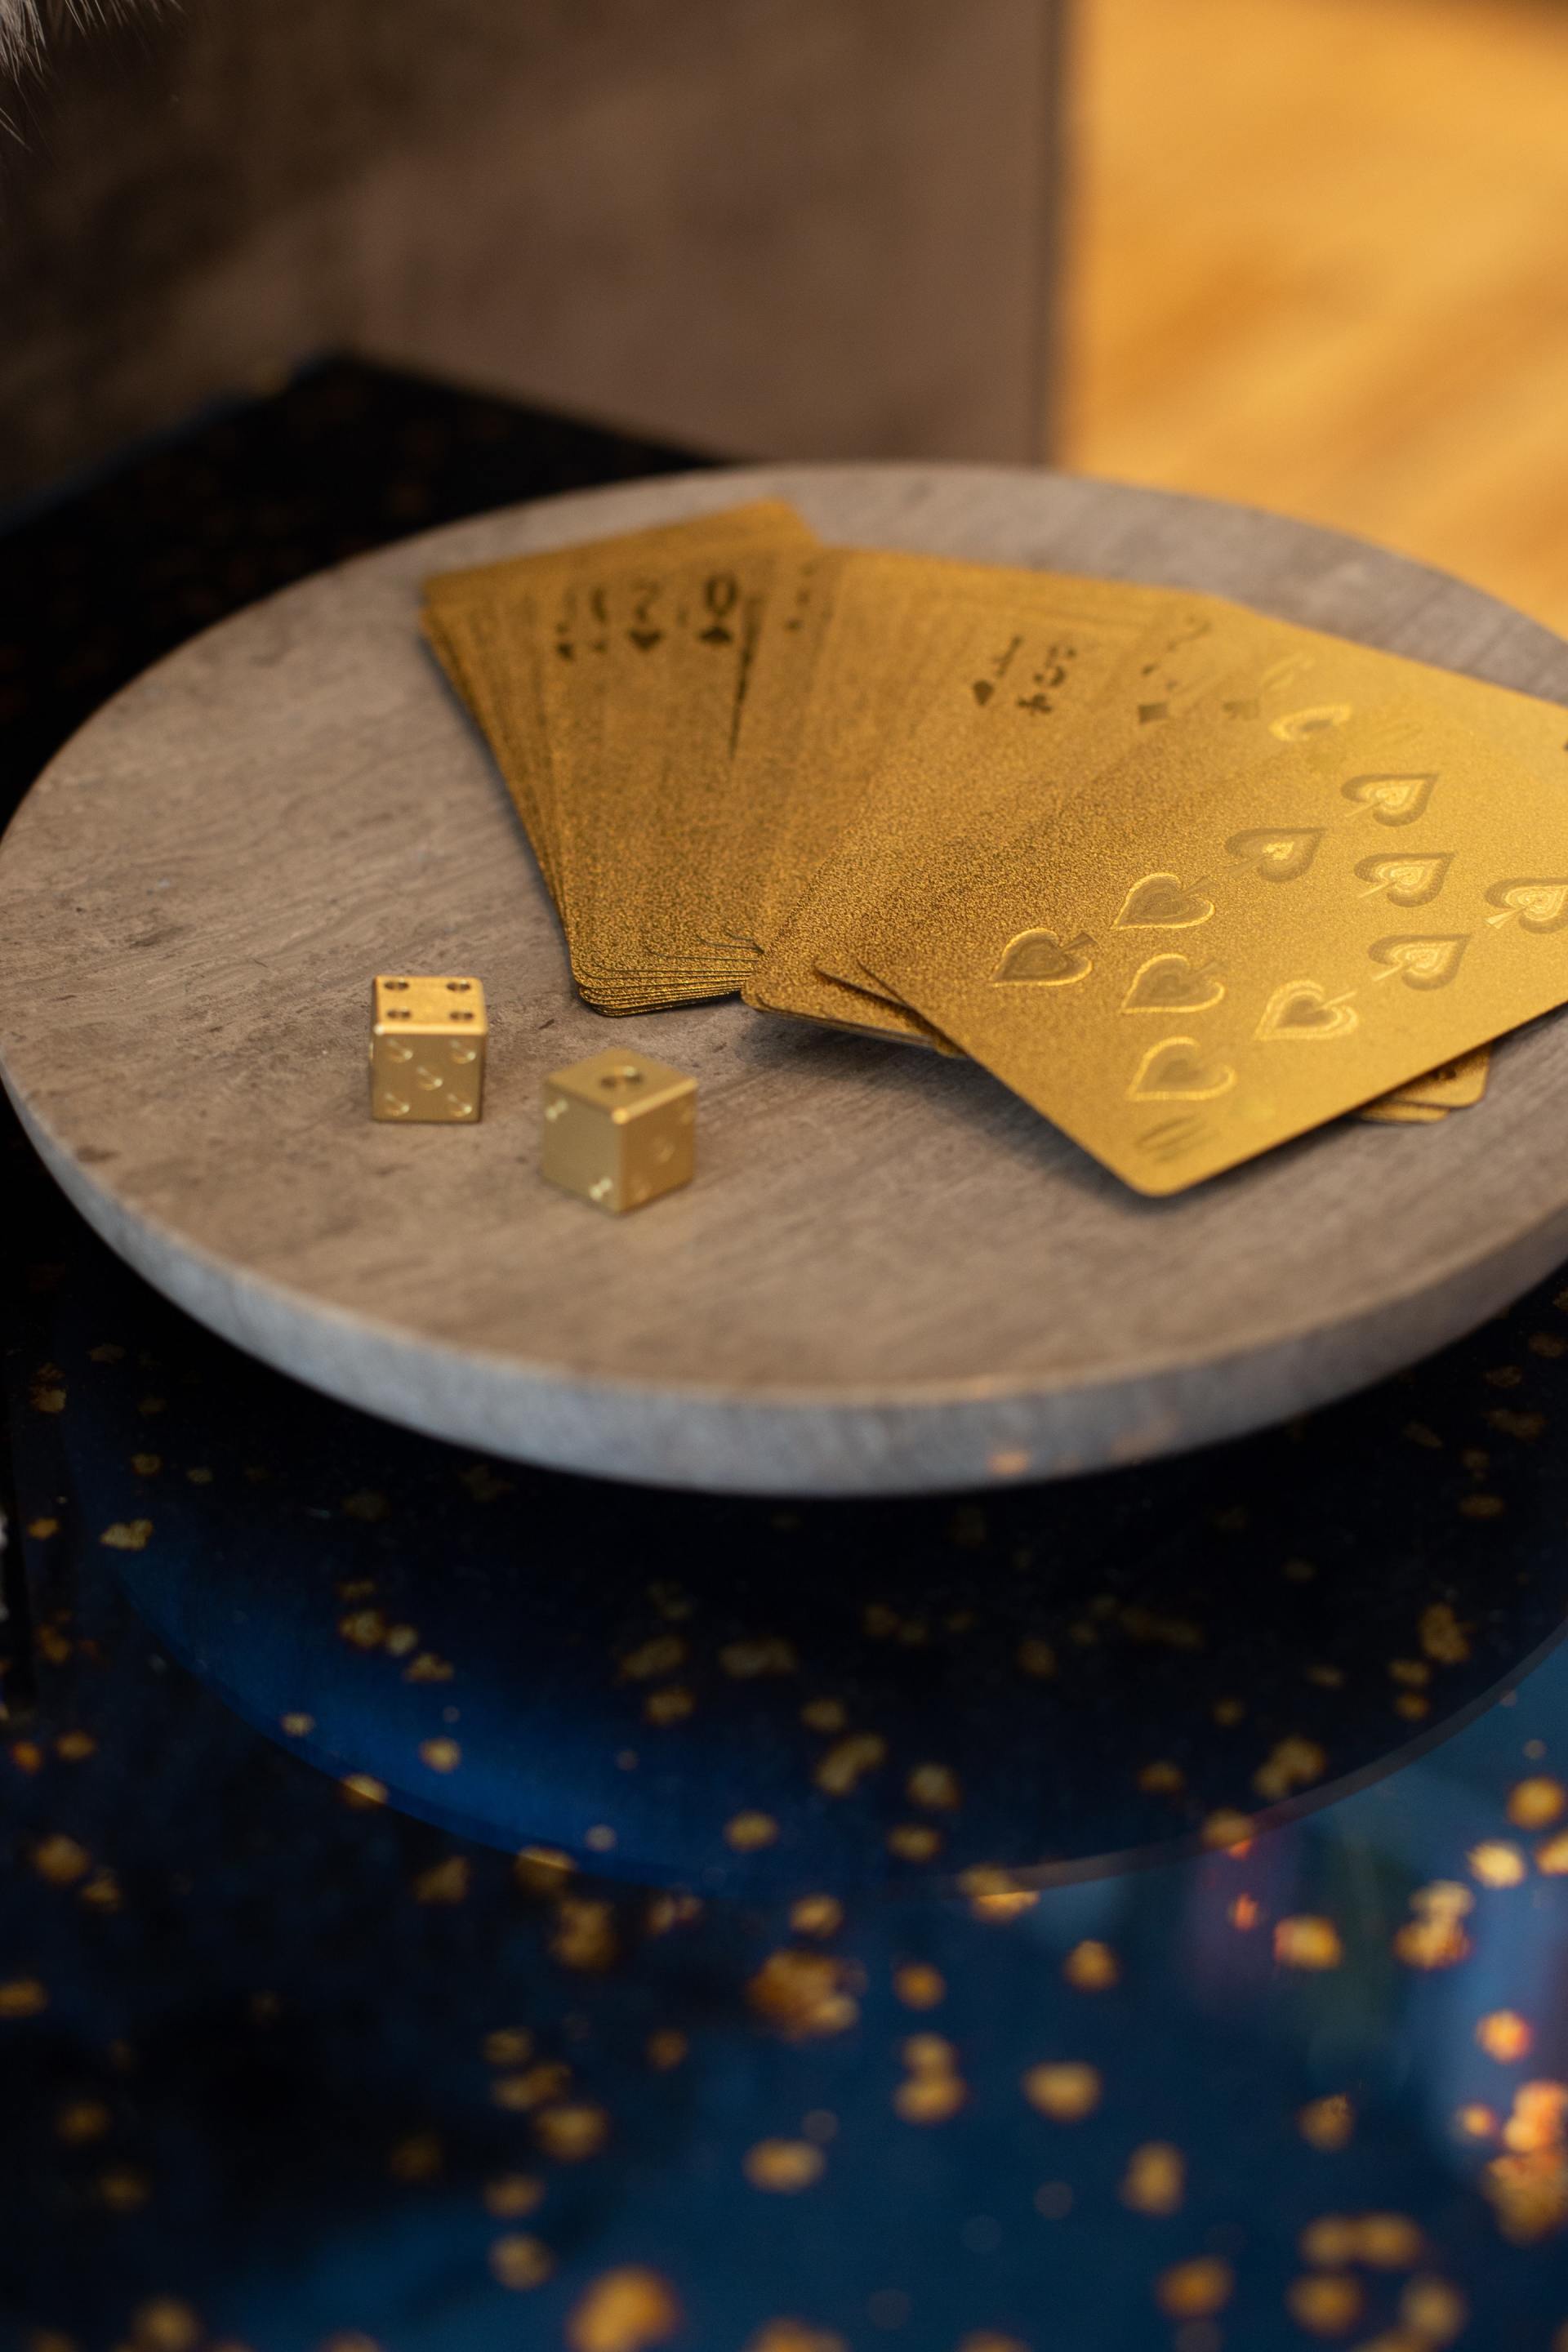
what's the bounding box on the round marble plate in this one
[3,464,1568,1495]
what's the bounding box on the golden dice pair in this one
[368,976,695,1216]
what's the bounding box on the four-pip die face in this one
[370,975,488,1122]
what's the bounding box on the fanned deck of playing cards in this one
[424,502,1568,1195]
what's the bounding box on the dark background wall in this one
[0,0,1064,499]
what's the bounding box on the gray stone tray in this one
[3,464,1567,1494]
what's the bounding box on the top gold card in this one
[860,695,1568,1194]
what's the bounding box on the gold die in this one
[370,975,488,1122]
[541,1048,696,1214]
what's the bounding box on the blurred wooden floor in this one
[1064,0,1568,633]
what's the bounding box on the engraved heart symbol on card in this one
[1255,981,1359,1041]
[1121,954,1225,1013]
[1226,826,1325,883]
[991,929,1094,985]
[1343,771,1438,826]
[1113,873,1214,929]
[1355,852,1453,907]
[1486,879,1568,933]
[1127,1037,1236,1101]
[1369,933,1470,988]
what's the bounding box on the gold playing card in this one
[548,543,782,1006]
[764,592,1249,1041]
[422,502,816,1009]
[423,501,814,867]
[859,694,1568,1194]
[746,590,1147,1034]
[1357,1100,1449,1125]
[741,552,996,953]
[737,552,1236,976]
[1359,1041,1492,1119]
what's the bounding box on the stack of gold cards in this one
[424,502,1568,1196]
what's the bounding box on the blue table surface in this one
[4,363,1568,2352]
